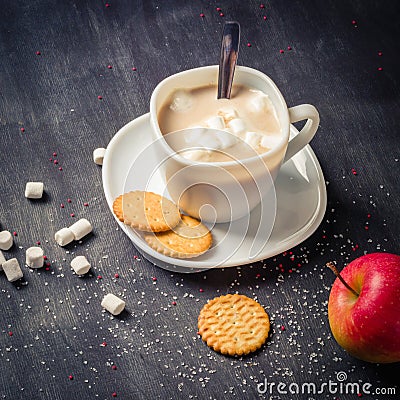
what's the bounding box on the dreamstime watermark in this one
[256,371,397,396]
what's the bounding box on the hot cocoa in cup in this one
[150,66,319,223]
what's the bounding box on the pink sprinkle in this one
[49,158,53,162]
[263,16,267,20]
[58,167,63,171]
[280,325,285,331]
[112,393,117,398]
[352,20,357,25]
[152,277,157,281]
[107,65,112,69]
[112,365,117,370]
[60,203,64,208]
[219,12,224,17]
[105,3,110,8]
[132,67,137,71]
[67,198,72,203]
[256,273,261,278]
[69,375,73,380]
[20,127,25,132]
[70,213,75,217]
[200,13,205,18]
[365,226,369,230]
[8,331,13,336]
[216,7,221,11]
[279,49,284,54]
[247,43,252,47]
[54,160,58,164]
[377,67,383,71]
[172,301,177,306]
[367,213,371,218]
[36,51,41,55]
[199,288,204,293]
[114,273,119,279]
[260,4,265,8]
[83,202,89,207]
[351,168,357,175]
[378,51,383,56]
[98,95,103,100]
[53,152,57,157]
[37,241,41,245]
[43,255,48,260]
[97,275,102,280]
[13,231,17,236]
[287,46,292,50]
[133,255,138,259]
[101,341,107,347]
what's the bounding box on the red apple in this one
[327,252,400,363]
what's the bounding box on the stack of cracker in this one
[113,191,212,258]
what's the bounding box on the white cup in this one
[150,65,319,223]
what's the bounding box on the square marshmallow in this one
[25,182,44,199]
[3,258,23,282]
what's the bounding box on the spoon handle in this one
[218,21,240,99]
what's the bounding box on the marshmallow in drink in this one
[69,218,93,241]
[2,258,23,282]
[244,131,262,148]
[0,230,13,251]
[169,90,193,112]
[205,116,225,130]
[260,134,282,150]
[218,107,238,122]
[227,118,247,135]
[249,91,274,113]
[70,255,91,275]
[197,134,223,150]
[101,293,126,315]
[214,130,238,149]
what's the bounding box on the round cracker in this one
[198,294,270,356]
[144,215,212,258]
[113,191,181,232]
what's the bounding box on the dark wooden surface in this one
[1,1,399,399]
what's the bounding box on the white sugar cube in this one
[0,230,13,251]
[244,131,262,148]
[0,250,6,271]
[26,246,44,269]
[2,258,23,282]
[25,182,44,199]
[101,293,126,315]
[227,118,247,135]
[93,148,106,165]
[55,227,75,246]
[70,255,91,275]
[69,218,92,241]
[205,116,225,130]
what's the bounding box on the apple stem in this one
[326,262,360,297]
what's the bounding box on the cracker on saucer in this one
[144,214,212,258]
[198,294,270,356]
[112,191,181,232]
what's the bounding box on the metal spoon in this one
[217,21,240,99]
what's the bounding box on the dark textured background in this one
[0,1,399,399]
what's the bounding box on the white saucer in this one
[102,113,327,273]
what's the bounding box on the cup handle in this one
[283,104,320,163]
